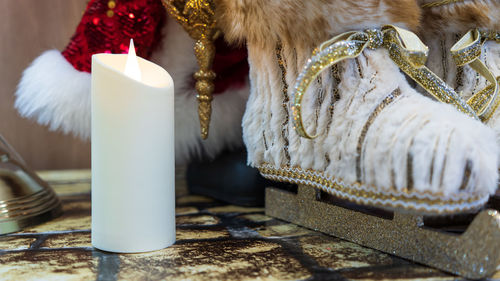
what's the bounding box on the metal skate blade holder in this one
[0,135,62,235]
[266,185,500,279]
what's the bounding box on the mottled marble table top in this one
[0,170,496,281]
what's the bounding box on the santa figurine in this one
[15,0,267,205]
[15,0,249,165]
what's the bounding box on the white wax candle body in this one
[91,54,175,253]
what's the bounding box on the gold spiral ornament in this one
[161,0,220,139]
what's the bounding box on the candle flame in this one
[124,39,142,82]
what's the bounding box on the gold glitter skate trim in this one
[452,29,500,121]
[421,0,466,8]
[467,78,500,121]
[481,77,500,121]
[292,25,477,139]
[324,65,341,138]
[259,164,487,214]
[276,42,291,163]
[356,88,402,181]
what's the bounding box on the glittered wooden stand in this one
[266,185,500,279]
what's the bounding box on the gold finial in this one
[161,0,220,139]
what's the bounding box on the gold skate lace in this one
[292,25,478,139]
[451,29,500,122]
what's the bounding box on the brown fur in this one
[215,0,421,47]
[419,0,500,35]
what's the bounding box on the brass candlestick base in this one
[266,185,500,279]
[0,136,62,235]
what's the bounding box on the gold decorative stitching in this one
[258,164,485,214]
[276,42,291,163]
[356,88,402,181]
[459,160,472,191]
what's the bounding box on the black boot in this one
[187,149,271,207]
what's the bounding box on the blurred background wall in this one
[0,0,90,170]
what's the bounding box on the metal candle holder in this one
[0,136,62,235]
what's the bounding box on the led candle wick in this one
[124,39,142,82]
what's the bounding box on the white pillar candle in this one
[91,40,175,253]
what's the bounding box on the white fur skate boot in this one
[217,0,498,214]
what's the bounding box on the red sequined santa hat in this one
[15,0,249,164]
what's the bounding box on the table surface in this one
[0,170,497,281]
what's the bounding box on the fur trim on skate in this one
[420,0,500,35]
[216,0,421,46]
